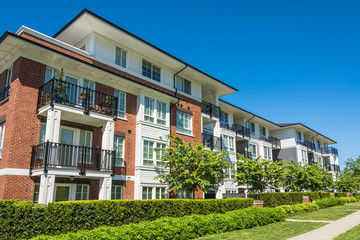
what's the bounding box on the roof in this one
[53,9,238,93]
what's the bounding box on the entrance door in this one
[60,128,75,166]
[55,185,70,202]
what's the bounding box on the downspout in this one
[169,65,188,135]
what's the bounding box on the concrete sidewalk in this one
[288,210,360,240]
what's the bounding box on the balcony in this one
[0,85,10,102]
[236,149,257,160]
[233,124,251,138]
[326,164,340,173]
[202,132,221,151]
[37,79,118,118]
[30,141,115,175]
[201,101,220,118]
[322,147,338,156]
[259,136,271,143]
[268,136,281,149]
[296,140,307,147]
[304,141,316,151]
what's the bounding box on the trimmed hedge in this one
[31,207,286,240]
[315,197,344,208]
[248,192,330,207]
[0,198,253,239]
[354,193,360,200]
[335,192,347,197]
[276,203,319,216]
[340,197,357,203]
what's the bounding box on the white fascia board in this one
[0,168,29,176]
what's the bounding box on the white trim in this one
[112,175,136,181]
[0,168,29,176]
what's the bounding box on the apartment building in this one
[0,9,339,203]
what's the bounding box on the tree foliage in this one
[336,156,360,192]
[155,135,230,198]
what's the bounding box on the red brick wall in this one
[0,175,35,200]
[0,70,8,90]
[122,180,134,200]
[89,179,100,200]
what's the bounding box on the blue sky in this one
[1,0,359,168]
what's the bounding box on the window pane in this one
[39,124,46,144]
[152,65,160,82]
[142,60,152,78]
[175,76,184,91]
[184,80,191,94]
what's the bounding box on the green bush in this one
[248,192,329,207]
[0,198,253,239]
[276,203,319,216]
[335,192,347,197]
[353,193,360,200]
[315,197,344,208]
[31,207,286,240]
[340,197,356,203]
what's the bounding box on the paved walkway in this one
[288,210,360,240]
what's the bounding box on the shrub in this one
[276,203,319,216]
[248,192,329,207]
[0,198,253,239]
[335,192,347,197]
[354,193,360,200]
[340,197,357,203]
[315,197,344,208]
[31,207,286,240]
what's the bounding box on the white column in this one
[212,91,219,106]
[45,109,61,143]
[99,177,112,200]
[102,121,114,150]
[38,174,55,204]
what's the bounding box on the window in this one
[75,185,89,200]
[220,111,229,126]
[114,136,124,166]
[5,68,12,87]
[177,189,192,199]
[177,111,192,135]
[81,80,95,105]
[222,135,234,152]
[115,47,127,68]
[79,130,92,163]
[231,163,236,179]
[39,123,46,144]
[260,126,266,137]
[157,102,166,126]
[0,123,5,158]
[155,187,167,199]
[297,131,302,142]
[175,76,191,95]
[142,187,153,200]
[156,143,166,167]
[114,91,126,118]
[144,97,154,123]
[248,143,257,159]
[45,68,58,84]
[111,185,122,200]
[263,146,271,160]
[317,141,321,149]
[33,183,40,203]
[142,59,160,82]
[143,141,154,166]
[301,150,308,164]
[247,122,255,135]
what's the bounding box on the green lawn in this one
[288,209,354,221]
[331,203,360,210]
[335,224,360,240]
[200,221,327,240]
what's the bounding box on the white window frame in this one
[220,111,229,126]
[115,47,127,68]
[142,59,161,82]
[155,143,166,167]
[143,140,154,166]
[144,97,155,123]
[143,96,168,126]
[111,185,123,200]
[142,186,153,200]
[263,146,272,160]
[177,189,192,199]
[114,90,126,119]
[175,76,191,95]
[75,184,89,201]
[155,187,168,199]
[0,122,5,158]
[247,122,255,136]
[114,136,125,166]
[248,143,257,159]
[176,111,192,135]
[222,135,234,152]
[156,101,167,126]
[260,126,266,137]
[33,183,40,203]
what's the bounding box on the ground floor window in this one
[111,185,123,200]
[142,187,153,200]
[177,189,192,199]
[75,184,89,201]
[33,183,40,203]
[155,187,168,199]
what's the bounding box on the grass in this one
[335,224,360,240]
[200,221,327,240]
[288,208,354,221]
[331,203,360,210]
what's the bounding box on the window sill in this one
[115,165,126,168]
[116,116,128,121]
[176,131,194,138]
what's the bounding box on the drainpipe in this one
[169,65,188,135]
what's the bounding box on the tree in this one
[234,155,285,193]
[336,156,360,192]
[155,135,230,199]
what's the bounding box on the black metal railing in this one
[202,132,221,151]
[201,101,220,118]
[220,122,233,130]
[304,141,316,151]
[30,141,115,175]
[233,124,251,138]
[322,147,338,156]
[37,79,118,117]
[296,140,307,147]
[0,85,10,102]
[236,149,257,160]
[259,136,271,143]
[268,136,281,148]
